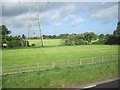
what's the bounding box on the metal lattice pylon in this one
[26,2,44,47]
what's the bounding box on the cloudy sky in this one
[1,1,118,37]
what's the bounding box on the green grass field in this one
[28,39,62,46]
[2,39,119,88]
[2,39,118,66]
[2,61,119,88]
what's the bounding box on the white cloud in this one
[39,11,51,25]
[2,2,118,28]
[2,0,120,3]
[70,17,84,26]
[52,11,61,20]
[54,22,62,26]
[64,15,75,21]
[51,4,78,20]
[3,14,28,27]
[64,15,85,27]
[91,4,118,23]
[51,2,118,24]
[2,11,51,27]
[101,2,106,5]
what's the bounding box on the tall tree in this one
[113,22,120,35]
[99,34,105,40]
[22,34,26,39]
[0,25,11,36]
[83,32,97,44]
[0,25,11,43]
[0,25,11,48]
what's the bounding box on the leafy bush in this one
[104,35,120,45]
[6,36,20,41]
[61,33,97,45]
[92,39,105,45]
[7,40,21,48]
[31,44,36,46]
[20,40,26,47]
[63,39,88,45]
[92,35,120,45]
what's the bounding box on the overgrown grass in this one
[2,61,119,88]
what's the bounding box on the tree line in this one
[0,22,120,48]
[0,25,26,48]
[61,22,120,45]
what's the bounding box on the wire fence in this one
[1,54,119,75]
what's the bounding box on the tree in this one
[0,25,11,36]
[22,34,26,39]
[113,22,120,35]
[99,34,105,40]
[104,35,119,45]
[43,35,47,39]
[52,35,57,39]
[76,34,84,39]
[104,22,120,45]
[7,40,21,48]
[48,35,52,39]
[0,25,11,48]
[0,25,27,48]
[62,34,89,45]
[60,34,66,39]
[83,32,97,44]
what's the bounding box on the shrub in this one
[6,36,20,41]
[92,39,105,45]
[31,44,36,46]
[63,39,88,45]
[76,39,88,45]
[7,40,21,48]
[20,40,26,47]
[104,35,120,45]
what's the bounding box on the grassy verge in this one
[2,60,119,88]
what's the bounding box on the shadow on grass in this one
[2,45,67,50]
[3,44,92,50]
[2,44,97,50]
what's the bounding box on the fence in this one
[2,54,119,75]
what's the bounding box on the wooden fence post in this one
[37,63,39,71]
[19,64,21,73]
[102,56,104,62]
[92,57,93,64]
[53,61,54,68]
[67,60,69,65]
[80,59,81,65]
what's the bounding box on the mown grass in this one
[2,39,118,67]
[2,44,118,67]
[2,39,119,88]
[28,39,62,46]
[2,61,119,88]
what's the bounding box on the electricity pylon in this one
[26,2,44,47]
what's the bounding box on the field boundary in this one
[1,54,119,75]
